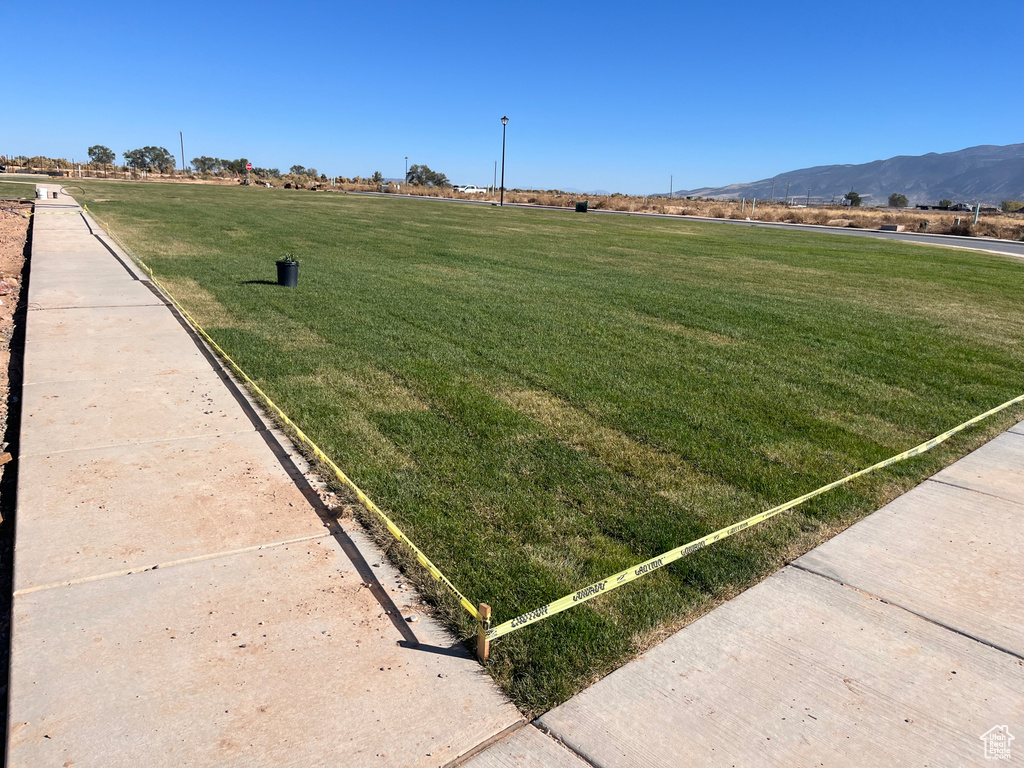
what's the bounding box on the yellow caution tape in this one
[86,208,481,622]
[487,392,1024,641]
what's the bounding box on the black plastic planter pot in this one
[276,260,299,287]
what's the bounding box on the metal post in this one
[741,198,745,213]
[493,161,497,195]
[405,156,408,184]
[670,175,673,201]
[974,202,980,225]
[807,188,811,206]
[770,178,776,202]
[752,197,756,214]
[180,131,185,177]
[477,603,491,662]
[500,116,509,206]
[785,182,790,205]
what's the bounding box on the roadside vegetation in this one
[57,181,1024,712]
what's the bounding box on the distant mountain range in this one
[668,143,1024,206]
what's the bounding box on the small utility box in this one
[879,224,905,232]
[575,201,588,213]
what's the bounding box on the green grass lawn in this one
[0,181,36,200]
[73,180,1024,714]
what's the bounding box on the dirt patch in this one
[0,204,28,488]
[0,202,29,756]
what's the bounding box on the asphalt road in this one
[351,190,1024,260]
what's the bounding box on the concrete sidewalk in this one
[469,429,1024,766]
[6,188,520,766]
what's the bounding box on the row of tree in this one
[87,144,175,173]
[193,156,252,175]
[86,145,453,187]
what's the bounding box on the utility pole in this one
[785,182,790,205]
[670,175,673,201]
[493,161,497,195]
[405,156,408,185]
[180,132,185,177]
[806,188,811,206]
[500,116,509,206]
[770,178,776,202]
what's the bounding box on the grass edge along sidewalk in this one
[89,206,1024,664]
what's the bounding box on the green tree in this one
[192,156,219,173]
[406,164,450,187]
[218,158,250,175]
[844,190,862,207]
[289,165,307,176]
[145,146,176,173]
[888,193,909,208]
[371,171,384,184]
[123,148,148,169]
[87,145,115,176]
[124,147,175,173]
[938,199,952,208]
[1000,200,1023,213]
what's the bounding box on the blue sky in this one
[7,1,1022,194]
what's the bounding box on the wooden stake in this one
[477,603,491,663]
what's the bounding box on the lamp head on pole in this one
[501,116,509,126]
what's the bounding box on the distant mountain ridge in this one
[670,143,1024,206]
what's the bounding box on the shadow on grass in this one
[242,279,279,286]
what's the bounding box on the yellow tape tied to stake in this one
[486,391,1024,641]
[87,210,481,622]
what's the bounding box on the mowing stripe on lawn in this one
[87,210,482,622]
[486,390,1024,641]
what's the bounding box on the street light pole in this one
[405,156,408,185]
[500,116,509,206]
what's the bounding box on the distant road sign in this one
[246,163,252,170]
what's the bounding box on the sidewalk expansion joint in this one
[13,531,333,596]
[28,301,167,312]
[17,426,260,459]
[787,563,1024,663]
[442,720,528,768]
[926,477,1024,509]
[530,723,604,768]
